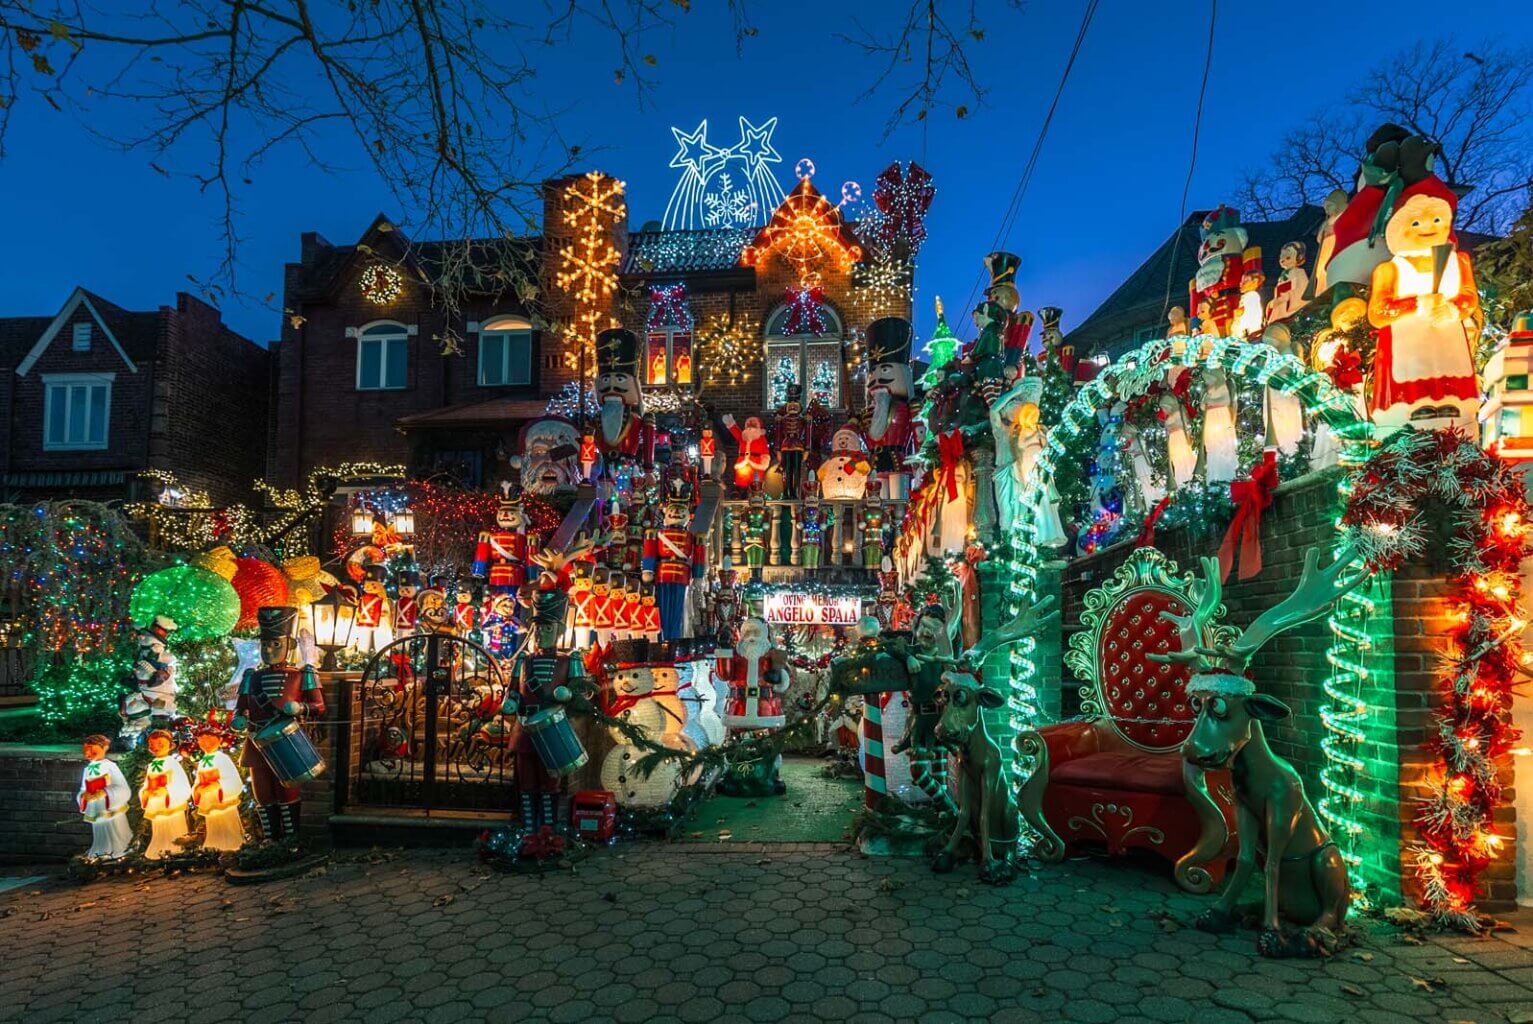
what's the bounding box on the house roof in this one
[1064,206,1327,358]
[621,228,755,275]
[0,316,54,371]
[10,287,163,376]
[396,396,553,430]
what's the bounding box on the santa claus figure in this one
[473,483,536,592]
[1189,205,1260,338]
[520,417,582,496]
[865,316,916,499]
[78,735,132,860]
[139,728,192,859]
[642,479,707,640]
[191,728,246,852]
[1325,123,1441,290]
[595,328,653,459]
[720,616,786,730]
[722,413,771,493]
[1368,175,1484,432]
[818,427,872,500]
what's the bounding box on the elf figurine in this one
[865,317,916,499]
[138,728,192,859]
[233,606,326,841]
[78,735,133,860]
[774,384,813,497]
[191,728,246,852]
[798,492,830,570]
[473,483,535,593]
[642,479,707,640]
[740,491,770,581]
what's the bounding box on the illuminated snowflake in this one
[702,173,758,228]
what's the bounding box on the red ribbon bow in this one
[783,286,828,336]
[1218,449,1279,582]
[519,825,567,861]
[935,430,966,501]
[1325,347,1364,390]
[1135,496,1173,549]
[872,161,935,252]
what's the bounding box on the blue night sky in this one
[1,1,1529,349]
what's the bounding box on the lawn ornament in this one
[191,727,246,852]
[138,728,192,859]
[78,735,133,860]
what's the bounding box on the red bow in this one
[1135,496,1173,549]
[871,161,935,252]
[518,825,566,861]
[1326,347,1364,390]
[936,430,966,501]
[783,286,828,335]
[1218,449,1279,582]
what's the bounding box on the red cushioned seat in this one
[1049,751,1185,796]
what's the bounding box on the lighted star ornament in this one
[662,117,787,231]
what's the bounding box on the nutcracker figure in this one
[564,561,595,649]
[774,384,813,496]
[608,573,634,640]
[1189,205,1260,338]
[190,728,245,852]
[984,251,1034,380]
[233,606,327,841]
[500,559,590,830]
[590,569,617,647]
[579,432,599,482]
[639,582,662,641]
[78,735,133,860]
[473,483,535,592]
[722,413,771,493]
[719,616,787,730]
[798,493,830,570]
[453,583,478,637]
[619,574,644,641]
[740,491,770,581]
[393,570,421,634]
[355,566,392,653]
[595,327,653,458]
[138,728,193,859]
[865,316,916,499]
[860,498,889,571]
[643,479,707,640]
[699,426,718,479]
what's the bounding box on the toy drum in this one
[252,717,326,785]
[523,706,588,777]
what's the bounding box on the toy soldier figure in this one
[500,573,588,831]
[860,498,889,571]
[865,317,916,499]
[643,479,707,640]
[699,426,718,479]
[233,606,327,842]
[393,569,421,635]
[595,328,653,459]
[473,482,535,592]
[741,491,770,582]
[798,492,830,570]
[774,383,813,497]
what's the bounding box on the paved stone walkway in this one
[1,847,1530,1023]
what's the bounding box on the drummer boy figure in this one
[500,571,588,833]
[233,606,326,842]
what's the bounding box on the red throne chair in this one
[1018,547,1238,893]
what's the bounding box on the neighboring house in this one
[269,172,912,489]
[1064,206,1328,362]
[0,288,270,505]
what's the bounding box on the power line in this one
[958,0,1100,321]
[1160,0,1219,323]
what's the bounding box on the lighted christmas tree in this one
[921,296,959,387]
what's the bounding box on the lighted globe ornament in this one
[131,565,241,642]
[230,557,290,631]
[922,296,959,388]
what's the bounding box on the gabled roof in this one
[1064,206,1327,357]
[14,287,148,376]
[621,228,754,275]
[396,396,552,430]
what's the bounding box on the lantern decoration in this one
[351,510,375,535]
[230,557,290,632]
[391,510,416,536]
[308,586,358,671]
[131,564,240,643]
[359,262,403,304]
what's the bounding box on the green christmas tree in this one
[921,296,959,387]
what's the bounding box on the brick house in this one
[0,288,270,505]
[268,172,914,489]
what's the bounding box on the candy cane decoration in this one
[861,693,887,810]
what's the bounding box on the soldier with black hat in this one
[232,606,327,841]
[595,327,653,459]
[865,316,916,500]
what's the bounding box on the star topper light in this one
[661,116,788,232]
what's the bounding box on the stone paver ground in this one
[1,846,1531,1024]
[680,756,862,844]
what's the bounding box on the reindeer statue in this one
[927,595,1061,884]
[1150,547,1367,957]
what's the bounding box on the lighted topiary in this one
[230,556,290,631]
[131,564,241,642]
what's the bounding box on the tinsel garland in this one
[1341,428,1529,930]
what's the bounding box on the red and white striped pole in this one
[861,692,887,810]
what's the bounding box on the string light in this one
[693,311,757,389]
[554,171,626,372]
[358,263,403,305]
[741,174,861,287]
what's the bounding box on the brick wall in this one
[0,745,91,863]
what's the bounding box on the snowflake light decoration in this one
[554,171,626,372]
[662,117,786,231]
[359,263,403,305]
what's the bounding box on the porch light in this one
[309,587,358,670]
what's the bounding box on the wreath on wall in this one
[1342,428,1531,930]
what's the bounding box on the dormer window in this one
[72,322,92,352]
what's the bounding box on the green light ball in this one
[131,565,241,642]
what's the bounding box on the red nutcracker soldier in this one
[699,426,718,480]
[865,316,916,499]
[605,509,642,573]
[595,328,654,459]
[1189,205,1260,338]
[473,482,535,592]
[232,607,326,841]
[643,479,707,641]
[774,383,813,497]
[619,575,643,641]
[453,583,478,636]
[639,582,662,641]
[393,570,420,634]
[590,569,617,647]
[985,251,1034,379]
[564,561,595,649]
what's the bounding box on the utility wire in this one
[1160,0,1219,323]
[958,0,1100,322]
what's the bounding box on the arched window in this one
[477,315,533,387]
[356,321,409,391]
[763,301,844,409]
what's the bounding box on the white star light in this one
[733,116,781,173]
[670,120,725,174]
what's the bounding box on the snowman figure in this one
[817,427,873,501]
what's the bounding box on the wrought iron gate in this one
[351,633,516,811]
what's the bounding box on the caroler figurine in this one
[233,606,327,841]
[500,547,592,832]
[191,727,246,852]
[138,728,193,859]
[78,735,133,860]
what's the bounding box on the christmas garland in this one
[1341,428,1529,930]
